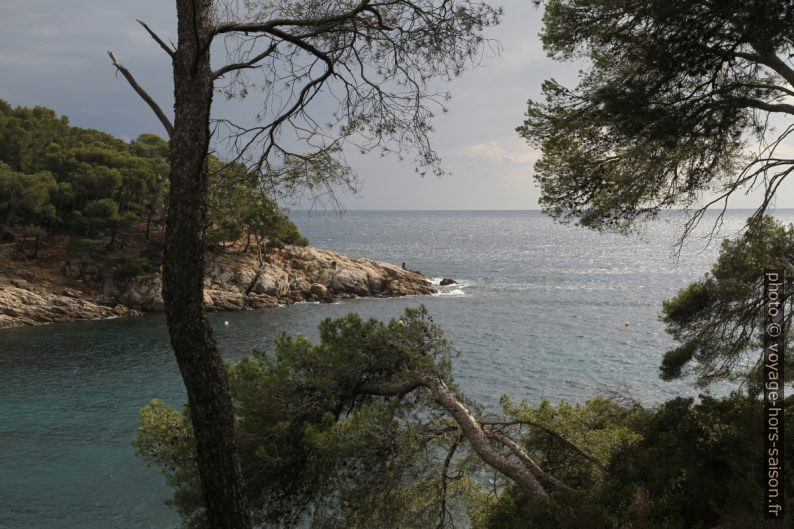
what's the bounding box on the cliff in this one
[0,245,436,329]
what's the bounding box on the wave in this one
[431,277,474,297]
[433,288,466,297]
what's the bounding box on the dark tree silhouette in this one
[109,1,500,527]
[519,0,794,240]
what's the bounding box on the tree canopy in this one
[137,307,794,529]
[111,2,504,525]
[516,0,794,400]
[136,308,637,529]
[0,100,169,243]
[0,100,307,271]
[518,0,794,233]
[660,215,794,391]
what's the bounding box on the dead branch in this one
[484,429,574,492]
[437,433,463,529]
[107,51,174,138]
[481,419,608,472]
[361,374,548,499]
[137,19,175,58]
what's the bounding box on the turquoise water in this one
[1,210,789,528]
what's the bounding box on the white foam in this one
[429,277,473,297]
[431,277,474,288]
[432,288,466,297]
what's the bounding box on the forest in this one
[0,100,306,283]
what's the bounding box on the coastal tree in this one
[139,307,793,529]
[108,2,501,527]
[518,0,794,236]
[136,308,627,529]
[517,0,794,393]
[0,101,305,281]
[205,159,308,252]
[660,215,794,391]
[0,162,56,246]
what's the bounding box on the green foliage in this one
[75,197,140,237]
[0,161,56,235]
[473,396,645,529]
[137,306,793,529]
[0,100,170,243]
[603,394,794,529]
[111,256,160,282]
[499,395,643,489]
[518,0,793,231]
[0,100,308,280]
[205,220,244,247]
[480,394,794,529]
[137,307,462,529]
[482,488,612,529]
[207,159,308,248]
[66,236,159,283]
[660,216,794,390]
[134,400,205,528]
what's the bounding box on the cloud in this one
[462,139,538,164]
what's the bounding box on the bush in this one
[112,256,157,283]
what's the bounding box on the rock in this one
[310,283,329,298]
[384,267,399,278]
[206,290,244,311]
[367,275,383,293]
[440,278,457,286]
[120,279,164,312]
[0,281,134,328]
[0,241,438,328]
[246,293,279,309]
[232,269,257,291]
[290,278,311,295]
[63,262,82,278]
[207,264,234,285]
[203,290,215,308]
[317,269,335,287]
[250,275,279,296]
[330,268,370,296]
[10,278,28,289]
[14,268,36,281]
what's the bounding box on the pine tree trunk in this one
[145,207,152,239]
[163,2,252,528]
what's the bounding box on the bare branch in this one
[481,419,608,472]
[436,433,463,529]
[212,0,372,36]
[361,374,549,499]
[107,51,174,138]
[748,45,794,89]
[137,19,175,58]
[484,430,575,492]
[728,97,794,116]
[213,42,278,79]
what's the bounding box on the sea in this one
[1,209,789,529]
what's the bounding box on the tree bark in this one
[163,1,252,528]
[361,374,549,499]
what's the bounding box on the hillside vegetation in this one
[0,100,306,283]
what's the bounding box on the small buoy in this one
[224,321,229,327]
[623,321,630,327]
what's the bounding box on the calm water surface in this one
[1,210,790,528]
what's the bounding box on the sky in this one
[1,0,792,211]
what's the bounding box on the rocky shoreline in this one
[0,245,437,329]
